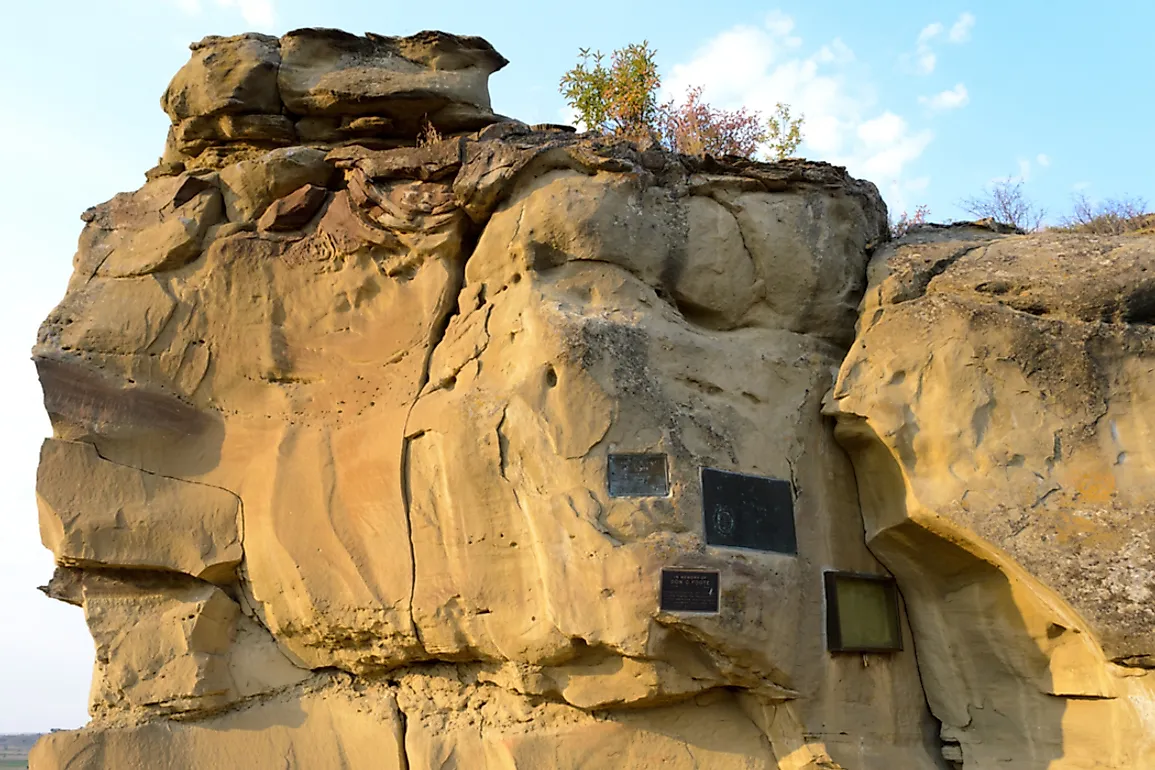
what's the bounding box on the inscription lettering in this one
[660,568,720,613]
[608,453,669,497]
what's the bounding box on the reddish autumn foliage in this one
[560,42,804,161]
[658,86,767,158]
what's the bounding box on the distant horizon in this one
[2,0,1153,733]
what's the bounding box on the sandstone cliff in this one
[27,27,1155,770]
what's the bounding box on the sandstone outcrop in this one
[158,29,508,174]
[826,224,1155,767]
[27,26,1155,770]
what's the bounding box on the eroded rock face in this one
[826,224,1155,768]
[29,25,1155,770]
[158,29,508,174]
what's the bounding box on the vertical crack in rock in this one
[397,218,482,656]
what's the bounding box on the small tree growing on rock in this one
[559,43,661,141]
[960,179,1045,232]
[765,102,804,161]
[890,204,931,238]
[560,42,804,160]
[658,86,769,157]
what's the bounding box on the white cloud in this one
[949,12,976,43]
[1072,181,1090,191]
[169,0,274,27]
[918,22,944,44]
[905,12,975,75]
[213,0,275,28]
[1010,153,1052,183]
[764,9,802,45]
[857,112,907,147]
[664,12,934,211]
[919,83,969,111]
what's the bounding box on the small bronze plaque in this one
[608,453,669,497]
[701,467,797,554]
[824,571,903,653]
[660,568,720,613]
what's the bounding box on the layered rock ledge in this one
[28,27,1155,770]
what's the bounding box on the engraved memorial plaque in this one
[608,453,669,497]
[824,571,902,653]
[701,467,797,554]
[660,568,720,613]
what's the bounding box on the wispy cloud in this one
[171,0,276,28]
[997,153,1051,185]
[664,11,934,210]
[215,0,275,28]
[949,13,976,43]
[904,12,976,75]
[919,83,969,111]
[913,23,943,74]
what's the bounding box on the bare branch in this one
[959,179,1045,232]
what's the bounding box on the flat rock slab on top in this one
[160,28,509,167]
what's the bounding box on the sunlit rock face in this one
[826,224,1155,768]
[27,26,1155,770]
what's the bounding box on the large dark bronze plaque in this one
[660,568,720,613]
[824,571,903,653]
[701,467,797,554]
[608,453,669,497]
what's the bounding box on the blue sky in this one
[0,0,1152,732]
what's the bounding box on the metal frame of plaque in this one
[607,453,669,497]
[701,467,797,554]
[659,568,720,613]
[823,571,903,653]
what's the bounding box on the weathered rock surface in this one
[826,223,1155,767]
[158,28,508,173]
[37,440,241,582]
[27,25,1155,770]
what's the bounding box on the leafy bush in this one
[559,43,661,141]
[890,204,930,238]
[658,86,768,158]
[560,42,803,160]
[765,102,804,161]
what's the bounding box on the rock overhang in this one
[27,23,1155,770]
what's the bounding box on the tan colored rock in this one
[78,572,307,716]
[30,681,406,770]
[36,439,241,582]
[826,224,1155,767]
[277,28,508,134]
[216,146,333,222]
[39,26,1155,770]
[397,670,779,769]
[173,113,297,154]
[36,124,939,766]
[70,174,223,278]
[161,33,282,121]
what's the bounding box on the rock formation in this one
[27,27,1155,770]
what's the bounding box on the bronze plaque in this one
[660,568,720,613]
[608,453,669,497]
[824,571,903,653]
[701,467,796,554]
